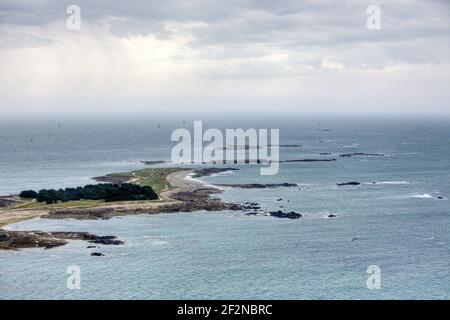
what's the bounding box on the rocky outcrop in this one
[217,183,297,189]
[339,153,385,158]
[280,159,337,163]
[192,168,239,177]
[278,144,303,148]
[241,202,261,210]
[0,196,20,208]
[91,252,105,257]
[337,182,361,186]
[0,230,124,250]
[269,210,302,219]
[43,207,117,220]
[140,160,165,165]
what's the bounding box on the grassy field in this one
[99,167,181,194]
[132,168,180,193]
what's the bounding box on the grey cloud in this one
[1,0,449,67]
[0,29,55,48]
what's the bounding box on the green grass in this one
[98,167,180,194]
[131,168,181,194]
[106,172,134,179]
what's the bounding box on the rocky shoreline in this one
[0,229,123,250]
[42,207,118,220]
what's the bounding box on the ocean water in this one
[0,114,449,299]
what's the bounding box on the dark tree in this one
[19,190,38,198]
[21,183,158,203]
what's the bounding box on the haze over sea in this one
[0,114,449,299]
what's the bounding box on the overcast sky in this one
[1,0,449,114]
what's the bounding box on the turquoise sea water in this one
[0,114,449,299]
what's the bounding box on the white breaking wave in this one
[365,181,410,185]
[340,144,360,148]
[185,173,224,190]
[392,193,446,200]
[152,241,168,245]
[411,194,434,199]
[206,171,235,177]
[419,236,435,241]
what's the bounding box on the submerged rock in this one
[245,212,261,216]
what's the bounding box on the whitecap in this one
[393,193,445,200]
[152,241,168,245]
[366,181,410,185]
[340,144,360,148]
[419,236,435,241]
[205,170,235,177]
[411,194,434,199]
[186,172,231,190]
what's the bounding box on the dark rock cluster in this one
[269,210,302,219]
[217,183,297,189]
[339,153,385,158]
[337,182,361,186]
[0,230,124,250]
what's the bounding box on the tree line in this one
[19,183,158,204]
